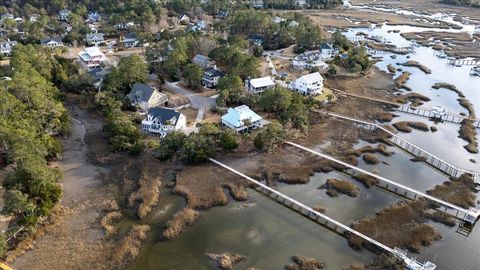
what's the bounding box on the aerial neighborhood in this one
[1,0,476,269]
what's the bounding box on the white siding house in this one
[78,47,107,70]
[141,108,186,137]
[40,37,63,48]
[0,40,17,55]
[245,76,275,94]
[291,72,324,96]
[221,105,263,132]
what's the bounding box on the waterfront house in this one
[78,47,107,70]
[141,108,186,137]
[245,76,275,94]
[221,105,263,132]
[58,9,71,21]
[201,67,224,88]
[0,40,17,55]
[126,83,168,113]
[292,51,327,70]
[319,43,338,60]
[192,54,211,68]
[40,37,64,48]
[86,33,105,46]
[291,72,324,96]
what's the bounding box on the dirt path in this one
[11,106,118,270]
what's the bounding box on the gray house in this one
[126,83,168,113]
[192,54,210,68]
[40,37,64,48]
[86,33,105,46]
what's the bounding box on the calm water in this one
[126,18,480,270]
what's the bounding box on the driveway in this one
[164,81,217,131]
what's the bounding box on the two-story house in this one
[58,9,72,21]
[126,83,168,113]
[122,32,139,48]
[86,33,105,46]
[221,105,263,133]
[0,40,17,55]
[319,43,339,60]
[141,108,186,137]
[292,51,327,70]
[245,76,275,94]
[291,72,324,96]
[78,47,107,70]
[40,37,64,48]
[201,67,224,88]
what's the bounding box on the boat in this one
[454,63,462,67]
[470,66,480,76]
[390,55,397,59]
[436,51,447,59]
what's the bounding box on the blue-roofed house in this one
[122,32,139,48]
[141,108,186,137]
[40,37,64,48]
[221,105,263,132]
[86,33,105,46]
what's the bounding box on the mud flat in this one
[394,72,411,89]
[399,61,431,74]
[206,252,246,270]
[285,255,326,270]
[432,83,465,98]
[321,179,360,197]
[393,93,431,107]
[426,174,477,209]
[347,201,442,253]
[392,121,430,133]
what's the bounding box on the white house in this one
[87,11,101,22]
[295,0,308,7]
[40,37,63,48]
[245,76,275,94]
[141,108,186,137]
[292,51,328,70]
[319,43,339,60]
[221,105,263,132]
[58,9,71,21]
[78,47,107,70]
[291,72,324,96]
[29,14,40,22]
[0,40,17,55]
[122,32,139,48]
[86,33,105,46]
[126,83,168,113]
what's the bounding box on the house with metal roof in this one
[319,42,339,60]
[122,32,139,48]
[126,83,168,113]
[292,51,328,70]
[141,108,186,137]
[201,67,224,88]
[86,33,105,46]
[40,37,64,48]
[192,54,211,68]
[291,72,324,96]
[221,105,263,132]
[245,76,275,94]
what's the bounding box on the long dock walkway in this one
[285,141,480,224]
[210,158,438,270]
[330,88,480,128]
[319,110,480,182]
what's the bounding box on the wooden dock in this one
[323,111,480,184]
[447,58,480,66]
[209,158,438,270]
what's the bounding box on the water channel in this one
[126,8,480,270]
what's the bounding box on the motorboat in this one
[470,66,480,76]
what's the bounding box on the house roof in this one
[84,46,104,57]
[320,43,334,50]
[221,105,263,128]
[40,37,62,44]
[127,83,157,102]
[147,108,182,126]
[249,76,275,89]
[125,32,137,39]
[86,33,104,40]
[298,72,323,84]
[193,54,209,64]
[204,68,223,77]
